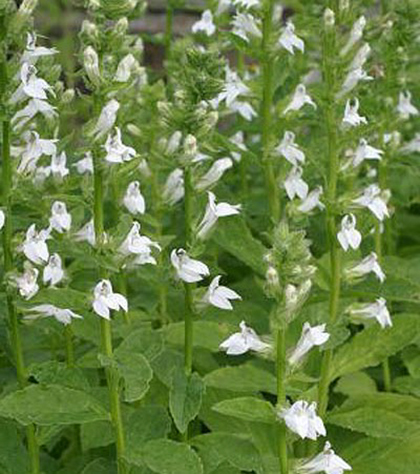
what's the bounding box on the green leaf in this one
[330,314,420,380]
[115,327,164,362]
[204,364,277,395]
[28,361,91,391]
[116,352,153,403]
[212,397,277,424]
[0,420,29,474]
[393,376,420,397]
[80,458,116,474]
[140,439,203,474]
[0,384,109,426]
[334,372,377,397]
[169,370,205,434]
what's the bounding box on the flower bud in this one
[183,134,197,161]
[324,8,335,27]
[285,284,299,310]
[114,54,138,82]
[133,37,144,56]
[265,266,280,297]
[83,46,101,87]
[100,0,138,19]
[126,123,142,137]
[167,131,182,154]
[339,0,349,11]
[62,88,75,104]
[115,17,129,36]
[10,0,38,32]
[89,0,100,10]
[80,20,99,44]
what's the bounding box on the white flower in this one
[114,53,139,82]
[92,279,128,320]
[75,219,96,246]
[25,304,82,326]
[197,192,241,239]
[92,99,120,141]
[15,262,39,300]
[21,32,58,65]
[401,133,420,154]
[337,214,362,251]
[196,158,233,191]
[298,187,325,213]
[49,201,72,233]
[233,0,260,8]
[12,98,57,129]
[283,84,316,115]
[83,46,101,86]
[340,15,366,56]
[0,210,5,230]
[192,10,216,36]
[163,169,184,205]
[203,275,242,310]
[10,63,54,104]
[276,131,306,166]
[353,184,389,221]
[338,67,373,98]
[22,224,49,265]
[231,13,262,43]
[165,131,183,154]
[171,248,210,283]
[300,441,352,474]
[396,91,419,119]
[14,131,57,175]
[73,152,94,174]
[280,401,326,440]
[289,323,330,365]
[230,131,247,162]
[228,100,257,121]
[119,222,161,266]
[279,21,304,55]
[347,252,385,282]
[43,253,65,286]
[123,181,146,215]
[50,151,70,179]
[104,127,136,163]
[219,321,270,355]
[349,297,392,329]
[352,138,383,167]
[218,67,250,107]
[343,98,367,127]
[349,43,371,70]
[138,158,152,178]
[284,166,309,200]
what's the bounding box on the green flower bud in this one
[10,0,38,33]
[62,88,75,104]
[100,0,138,19]
[114,17,129,36]
[80,20,99,44]
[83,46,101,87]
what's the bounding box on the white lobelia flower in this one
[349,297,392,329]
[349,42,371,71]
[12,98,57,129]
[352,138,383,167]
[337,67,373,98]
[163,169,185,205]
[22,224,49,265]
[0,210,5,230]
[342,98,367,127]
[401,133,420,154]
[83,46,101,86]
[289,323,330,366]
[219,321,270,355]
[114,53,139,82]
[279,21,305,55]
[337,214,362,251]
[49,201,72,233]
[25,304,82,326]
[75,219,96,246]
[284,166,309,200]
[192,10,216,36]
[228,100,257,121]
[10,63,54,104]
[196,158,233,192]
[203,275,242,310]
[340,15,366,56]
[347,251,385,282]
[298,187,325,213]
[275,131,306,166]
[283,84,316,115]
[218,67,250,107]
[353,184,389,221]
[280,401,326,440]
[92,279,128,320]
[119,222,161,266]
[15,262,39,300]
[300,441,352,474]
[50,151,70,179]
[104,127,136,163]
[396,91,419,120]
[92,99,120,141]
[233,0,260,8]
[230,131,247,162]
[15,130,57,175]
[43,253,65,286]
[171,248,210,283]
[197,192,241,239]
[21,32,58,65]
[73,152,94,174]
[123,181,146,215]
[231,12,262,43]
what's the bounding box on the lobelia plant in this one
[0,0,420,474]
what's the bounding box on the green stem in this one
[276,328,288,474]
[261,0,280,224]
[64,325,75,367]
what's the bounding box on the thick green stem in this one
[64,325,75,367]
[276,328,288,474]
[261,0,280,224]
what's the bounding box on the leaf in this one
[0,420,29,474]
[169,369,205,434]
[334,372,377,397]
[116,352,153,403]
[80,458,116,474]
[0,384,109,426]
[393,376,420,397]
[115,327,164,362]
[140,439,203,474]
[28,361,91,391]
[204,364,277,395]
[212,397,277,424]
[330,314,420,380]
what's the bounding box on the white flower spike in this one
[203,275,242,310]
[49,201,72,233]
[219,321,270,355]
[196,158,233,192]
[119,222,161,266]
[298,187,325,213]
[337,214,362,251]
[171,249,210,283]
[280,401,326,440]
[43,253,65,286]
[279,21,305,55]
[192,10,216,36]
[283,84,316,115]
[300,441,352,474]
[123,181,146,215]
[284,166,309,200]
[396,91,419,120]
[16,263,40,300]
[104,127,136,163]
[343,98,367,127]
[197,192,241,239]
[25,304,82,326]
[22,32,58,64]
[353,184,389,221]
[12,98,57,129]
[289,323,330,366]
[352,138,383,167]
[22,224,49,265]
[348,252,385,283]
[92,279,128,320]
[350,297,392,329]
[276,131,306,166]
[349,43,371,70]
[10,63,54,104]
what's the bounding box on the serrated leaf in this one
[212,397,277,424]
